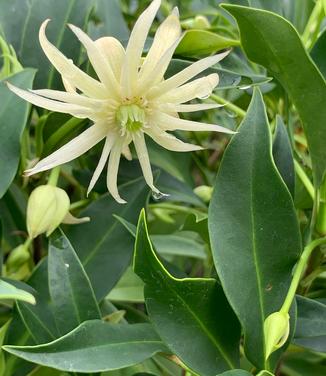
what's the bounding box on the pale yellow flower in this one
[8,0,233,203]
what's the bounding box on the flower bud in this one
[264,311,290,360]
[27,185,71,239]
[182,15,211,30]
[6,244,30,271]
[194,185,213,203]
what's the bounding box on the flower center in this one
[116,104,146,133]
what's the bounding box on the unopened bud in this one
[182,15,211,30]
[7,244,30,271]
[27,185,70,239]
[194,185,213,203]
[264,311,290,360]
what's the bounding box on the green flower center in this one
[116,104,145,133]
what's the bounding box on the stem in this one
[294,159,315,200]
[302,0,325,49]
[47,166,60,187]
[69,199,89,211]
[280,237,326,313]
[210,94,246,119]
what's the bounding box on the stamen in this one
[116,104,146,133]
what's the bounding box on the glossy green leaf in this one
[66,176,150,300]
[218,371,252,376]
[3,321,168,373]
[134,210,240,376]
[294,295,326,352]
[175,29,239,57]
[48,229,100,335]
[0,279,35,305]
[0,321,10,376]
[272,116,295,197]
[222,4,326,186]
[208,89,301,369]
[0,70,35,198]
[0,0,94,88]
[17,260,59,344]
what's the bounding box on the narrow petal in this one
[146,127,203,152]
[39,20,106,98]
[137,36,182,94]
[149,50,229,98]
[7,83,94,118]
[156,73,219,103]
[154,112,235,134]
[121,0,161,96]
[68,24,120,96]
[132,132,159,193]
[25,123,108,176]
[87,134,116,195]
[95,37,125,81]
[122,145,132,161]
[62,76,76,93]
[62,212,90,224]
[31,88,109,108]
[107,141,126,204]
[139,8,181,83]
[159,103,223,113]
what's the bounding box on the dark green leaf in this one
[218,371,252,376]
[134,210,240,376]
[311,29,326,79]
[48,229,100,335]
[222,4,326,186]
[0,70,35,198]
[0,0,94,88]
[272,116,295,197]
[294,295,326,352]
[208,89,301,369]
[66,176,150,300]
[3,321,168,373]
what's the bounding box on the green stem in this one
[280,237,326,314]
[302,0,325,49]
[69,199,89,211]
[294,159,315,200]
[47,166,60,187]
[210,94,246,119]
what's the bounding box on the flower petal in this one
[154,112,235,134]
[121,0,161,96]
[39,19,106,98]
[25,123,108,176]
[7,83,94,118]
[132,132,159,193]
[139,7,181,84]
[31,88,110,108]
[68,24,120,97]
[95,37,125,81]
[159,103,223,112]
[149,50,229,98]
[106,141,126,204]
[87,134,116,195]
[62,212,90,224]
[156,73,219,103]
[146,127,203,152]
[122,145,132,161]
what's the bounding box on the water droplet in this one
[151,190,170,201]
[239,84,251,90]
[64,263,70,268]
[224,108,237,118]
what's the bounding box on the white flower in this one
[8,0,233,203]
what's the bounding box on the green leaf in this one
[66,176,150,300]
[0,321,10,376]
[17,260,59,344]
[0,279,35,305]
[89,0,129,41]
[48,229,100,335]
[0,0,94,89]
[134,210,240,376]
[208,89,301,369]
[0,70,35,198]
[218,371,252,376]
[311,29,326,79]
[175,29,239,57]
[294,295,326,352]
[3,321,168,373]
[222,4,326,186]
[272,116,295,197]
